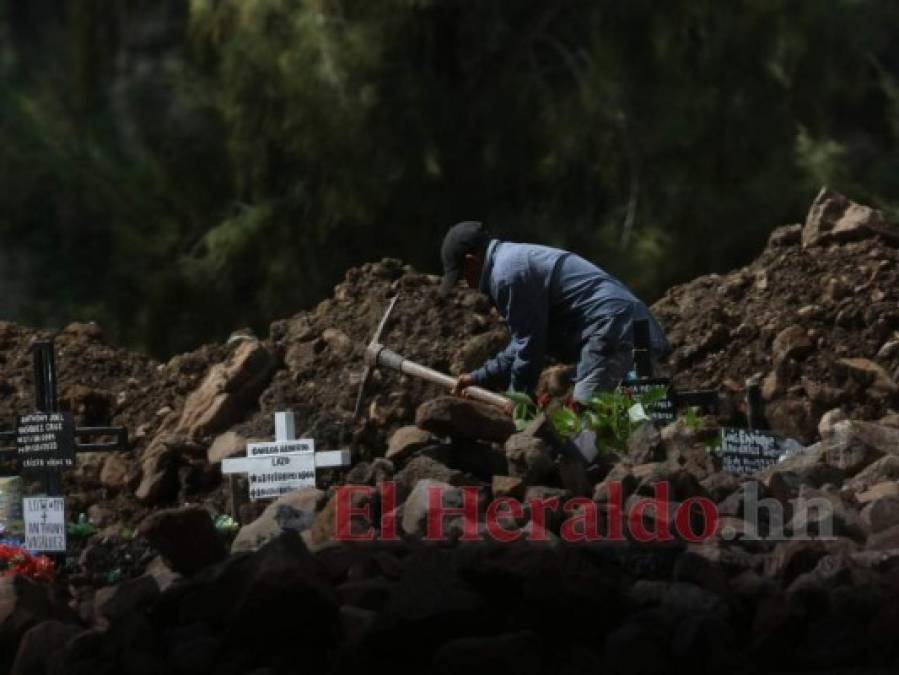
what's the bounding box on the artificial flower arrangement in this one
[0,540,55,582]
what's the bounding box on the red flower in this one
[0,544,55,582]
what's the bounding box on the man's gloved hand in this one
[453,373,515,416]
[565,396,583,414]
[452,373,477,398]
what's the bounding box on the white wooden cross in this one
[222,411,351,501]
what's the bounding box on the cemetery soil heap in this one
[654,187,899,443]
[1,189,899,673]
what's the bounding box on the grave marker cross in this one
[0,340,130,553]
[630,321,802,475]
[222,411,351,510]
[626,319,720,423]
[0,340,130,469]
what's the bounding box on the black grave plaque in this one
[719,427,783,475]
[623,377,676,424]
[16,412,76,474]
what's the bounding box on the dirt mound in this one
[0,260,508,514]
[6,192,899,673]
[1,190,895,493]
[235,258,508,454]
[654,189,899,443]
[0,321,229,449]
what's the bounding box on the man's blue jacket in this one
[469,239,670,392]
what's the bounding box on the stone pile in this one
[1,189,899,672]
[5,403,899,673]
[653,188,899,443]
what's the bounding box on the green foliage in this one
[632,385,668,408]
[67,513,98,540]
[1,1,899,355]
[584,386,667,453]
[508,384,668,454]
[705,430,723,456]
[549,404,583,438]
[680,405,703,433]
[105,567,123,586]
[506,392,537,431]
[213,513,239,536]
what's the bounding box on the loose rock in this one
[231,487,323,553]
[138,505,226,574]
[415,396,516,443]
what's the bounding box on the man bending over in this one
[439,221,670,407]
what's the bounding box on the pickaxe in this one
[354,295,593,496]
[353,295,511,418]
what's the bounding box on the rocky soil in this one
[1,189,899,674]
[654,187,899,443]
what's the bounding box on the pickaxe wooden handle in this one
[354,295,511,418]
[366,343,511,410]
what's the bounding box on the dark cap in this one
[439,221,490,297]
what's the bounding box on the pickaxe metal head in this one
[353,293,511,418]
[354,294,399,419]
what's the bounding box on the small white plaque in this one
[223,411,352,501]
[223,453,316,501]
[246,440,314,457]
[24,496,66,552]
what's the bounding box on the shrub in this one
[508,385,668,454]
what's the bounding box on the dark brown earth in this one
[1,190,899,674]
[653,225,899,443]
[236,258,509,456]
[0,320,229,448]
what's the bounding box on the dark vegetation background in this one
[1,0,897,358]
